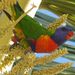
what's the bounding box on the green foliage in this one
[14,3,52,40]
[41,0,75,27]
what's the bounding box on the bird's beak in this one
[65,31,74,40]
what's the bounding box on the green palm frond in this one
[40,0,75,26]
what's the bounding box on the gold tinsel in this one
[0,46,72,75]
[48,14,68,33]
[1,0,16,7]
[0,45,34,73]
[0,2,4,11]
[32,62,72,75]
[34,48,68,65]
[5,53,36,75]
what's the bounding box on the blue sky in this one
[35,53,75,67]
[36,9,75,67]
[38,9,59,18]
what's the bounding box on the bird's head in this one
[51,26,74,45]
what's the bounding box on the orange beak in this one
[65,31,74,40]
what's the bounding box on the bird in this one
[5,1,74,53]
[28,26,74,53]
[51,26,74,46]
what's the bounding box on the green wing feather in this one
[14,2,52,40]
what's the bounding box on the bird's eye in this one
[61,27,67,31]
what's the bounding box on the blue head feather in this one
[51,26,73,45]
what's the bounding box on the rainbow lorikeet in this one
[6,2,74,53]
[11,25,74,53]
[28,26,74,53]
